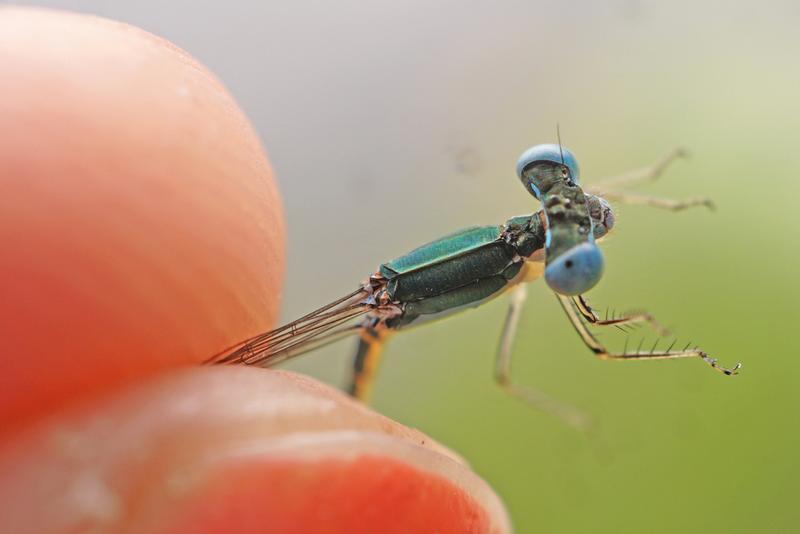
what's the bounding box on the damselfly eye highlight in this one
[544,242,604,296]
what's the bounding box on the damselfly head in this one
[544,242,604,296]
[585,194,615,239]
[516,144,581,199]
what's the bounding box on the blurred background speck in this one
[17,1,800,531]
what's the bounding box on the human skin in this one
[0,7,509,533]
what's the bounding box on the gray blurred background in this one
[15,1,800,532]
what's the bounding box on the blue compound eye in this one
[516,144,580,184]
[544,243,604,296]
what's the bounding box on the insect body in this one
[209,144,740,428]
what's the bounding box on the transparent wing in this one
[207,286,376,367]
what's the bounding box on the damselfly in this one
[208,144,740,428]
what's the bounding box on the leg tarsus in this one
[703,356,742,376]
[496,378,594,432]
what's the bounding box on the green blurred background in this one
[22,1,799,531]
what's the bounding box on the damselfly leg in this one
[589,147,688,190]
[557,295,741,375]
[572,295,670,337]
[494,290,677,430]
[349,325,392,402]
[593,192,715,211]
[587,147,715,211]
[495,285,592,431]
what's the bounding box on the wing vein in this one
[206,286,377,366]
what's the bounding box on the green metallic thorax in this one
[379,214,546,328]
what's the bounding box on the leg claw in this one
[703,356,741,376]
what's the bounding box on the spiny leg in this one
[348,323,392,402]
[572,295,670,337]
[494,285,592,431]
[557,294,741,376]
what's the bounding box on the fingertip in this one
[0,367,509,533]
[0,7,284,428]
[159,437,507,534]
